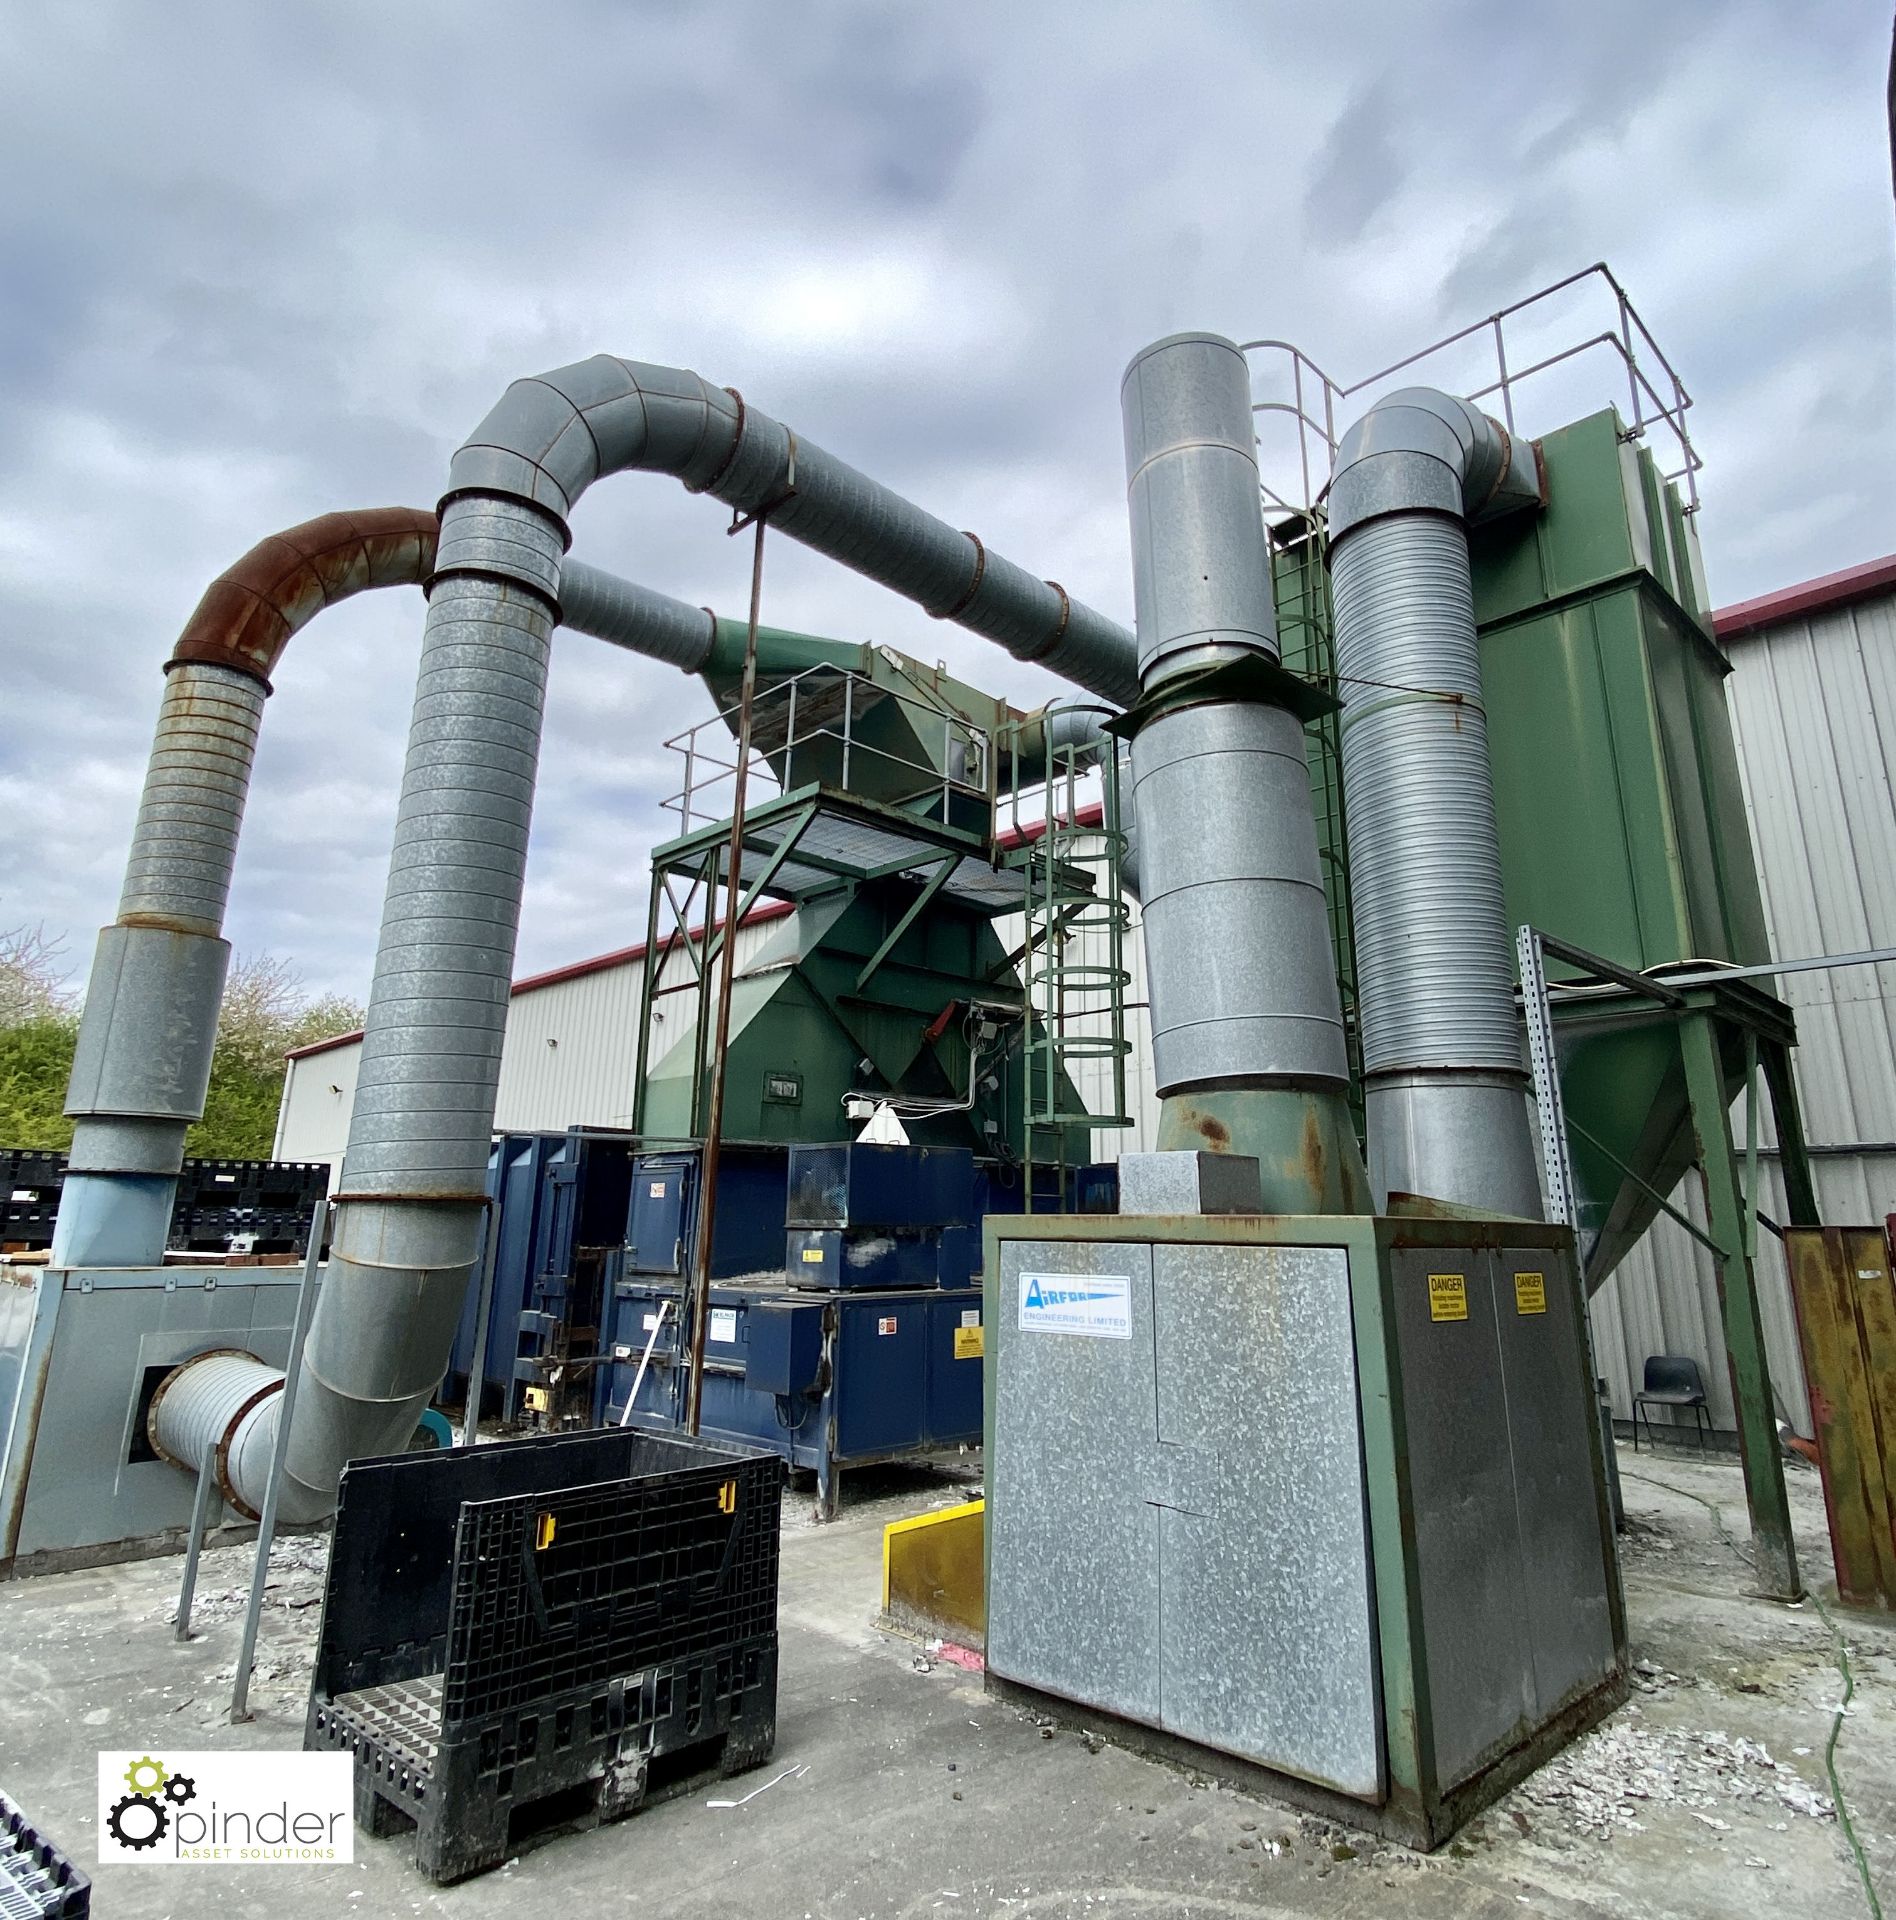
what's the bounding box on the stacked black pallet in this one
[0,1152,329,1256]
[171,1157,329,1255]
[307,1429,783,1884]
[0,1151,66,1251]
[0,1786,90,1918]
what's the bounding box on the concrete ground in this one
[2,1444,1891,1919]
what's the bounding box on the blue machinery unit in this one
[605,1143,994,1516]
[442,1132,1113,1515]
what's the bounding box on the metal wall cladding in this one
[1390,1244,1617,1792]
[277,918,783,1173]
[1725,586,1896,1153]
[988,1236,1381,1798]
[1588,582,1896,1439]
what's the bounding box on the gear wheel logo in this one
[163,1773,197,1807]
[123,1754,168,1794]
[106,1791,168,1851]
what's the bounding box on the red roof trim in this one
[287,801,1115,1064]
[1714,554,1896,642]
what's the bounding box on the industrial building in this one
[275,550,1896,1447]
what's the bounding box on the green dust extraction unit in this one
[603,627,1135,1515]
[983,331,1626,1850]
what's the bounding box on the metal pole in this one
[685,515,769,1435]
[460,1195,501,1450]
[172,1449,219,1643]
[1518,925,1580,1227]
[229,1201,328,1722]
[616,1298,670,1428]
[629,862,666,1137]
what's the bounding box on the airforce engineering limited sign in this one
[1017,1270,1133,1340]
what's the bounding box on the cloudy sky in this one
[1,0,1890,1003]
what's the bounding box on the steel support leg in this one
[1680,1011,1802,1600]
[1760,1039,1821,1228]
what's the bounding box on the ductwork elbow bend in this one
[167,507,440,689]
[441,354,1139,708]
[1327,387,1541,543]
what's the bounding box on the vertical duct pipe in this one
[1121,333,1369,1214]
[261,496,566,1518]
[1326,387,1544,1216]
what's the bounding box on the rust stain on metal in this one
[2,1325,59,1562]
[117,911,216,937]
[1300,1104,1327,1196]
[1190,1110,1231,1150]
[169,507,439,689]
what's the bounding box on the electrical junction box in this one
[746,1301,825,1397]
[981,1211,1626,1850]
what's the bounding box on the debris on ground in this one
[1506,1716,1834,1841]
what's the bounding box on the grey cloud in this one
[0,0,1889,1003]
[1301,80,1403,247]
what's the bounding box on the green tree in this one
[0,927,79,1150]
[0,930,362,1160]
[185,953,364,1158]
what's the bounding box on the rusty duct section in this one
[52,511,440,1275]
[168,507,440,687]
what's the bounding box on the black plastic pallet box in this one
[0,1786,90,1918]
[306,1428,782,1884]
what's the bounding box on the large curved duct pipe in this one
[1326,387,1544,1216]
[53,510,439,1271]
[49,513,774,1276]
[67,505,992,1508]
[174,356,1142,1522]
[1121,334,1369,1213]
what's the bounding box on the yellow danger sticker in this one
[1514,1270,1547,1315]
[953,1325,984,1360]
[1428,1273,1469,1322]
[800,1246,824,1263]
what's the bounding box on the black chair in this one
[1632,1354,1713,1452]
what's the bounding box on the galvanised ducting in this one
[53,509,438,1270]
[166,356,1140,1522]
[1326,387,1544,1216]
[1121,333,1369,1213]
[81,512,923,1509]
[50,510,921,1279]
[559,558,717,671]
[451,356,1141,708]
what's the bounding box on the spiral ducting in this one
[148,1349,284,1522]
[1328,388,1544,1217]
[52,512,442,1272]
